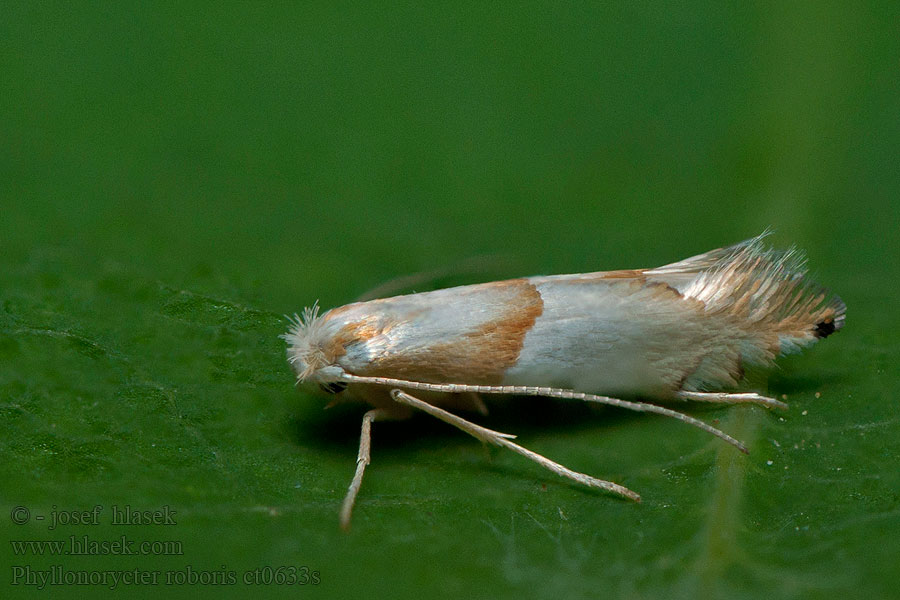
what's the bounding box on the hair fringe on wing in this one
[682,235,846,354]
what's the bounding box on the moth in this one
[284,234,845,529]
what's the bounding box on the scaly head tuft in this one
[282,301,332,381]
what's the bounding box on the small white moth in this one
[284,233,845,529]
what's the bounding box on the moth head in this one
[282,302,346,388]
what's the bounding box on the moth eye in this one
[319,382,348,395]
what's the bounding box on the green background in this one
[2,3,898,599]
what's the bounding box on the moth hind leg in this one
[674,390,787,410]
[390,389,641,502]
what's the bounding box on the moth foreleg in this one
[390,389,640,502]
[339,408,390,531]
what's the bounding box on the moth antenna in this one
[339,374,748,453]
[354,255,517,302]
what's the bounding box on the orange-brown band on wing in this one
[354,279,544,385]
[591,269,646,279]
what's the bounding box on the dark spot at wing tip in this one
[814,318,837,338]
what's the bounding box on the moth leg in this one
[339,408,391,531]
[390,389,641,502]
[674,390,787,410]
